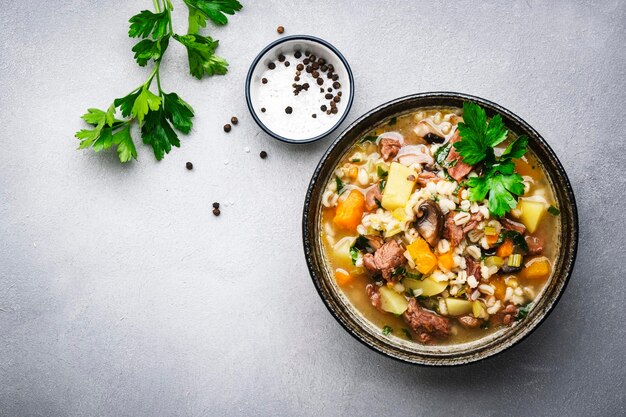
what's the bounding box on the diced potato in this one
[401,277,447,297]
[381,162,417,210]
[518,198,547,233]
[472,300,487,319]
[379,286,409,315]
[521,259,551,280]
[444,298,473,316]
[392,207,408,222]
[406,238,438,274]
[332,236,356,266]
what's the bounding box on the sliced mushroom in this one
[414,200,444,247]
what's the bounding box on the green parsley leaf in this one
[402,328,413,340]
[455,102,528,217]
[132,36,170,67]
[174,33,228,78]
[377,165,388,179]
[501,135,528,160]
[335,176,345,194]
[141,109,180,161]
[128,10,169,39]
[163,92,195,134]
[114,90,141,118]
[548,205,560,216]
[382,325,393,336]
[132,86,162,126]
[516,302,533,320]
[112,125,137,162]
[183,0,243,26]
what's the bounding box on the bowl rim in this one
[302,92,579,366]
[244,34,355,144]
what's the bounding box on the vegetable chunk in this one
[406,238,438,274]
[445,298,473,316]
[381,162,417,210]
[334,190,365,231]
[402,277,447,297]
[518,199,546,233]
[521,259,551,280]
[379,286,409,315]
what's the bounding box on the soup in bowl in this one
[303,93,577,365]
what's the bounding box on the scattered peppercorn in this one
[186,162,193,170]
[333,81,341,89]
[320,105,327,111]
[294,51,302,59]
[223,124,231,132]
[332,74,339,81]
[260,150,267,159]
[231,116,238,125]
[294,76,300,81]
[331,107,338,114]
[278,54,285,62]
[213,208,221,216]
[261,77,268,84]
[304,51,310,56]
[316,78,323,85]
[277,25,284,34]
[333,95,340,103]
[296,63,304,71]
[312,114,317,118]
[261,107,266,112]
[325,93,333,99]
[284,61,290,67]
[268,62,276,70]
[212,202,220,209]
[285,106,293,114]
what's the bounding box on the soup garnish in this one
[321,103,559,344]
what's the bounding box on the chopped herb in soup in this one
[321,103,559,345]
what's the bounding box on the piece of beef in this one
[443,212,464,247]
[489,303,518,327]
[402,298,450,343]
[365,186,383,211]
[465,256,482,280]
[462,212,484,233]
[446,132,473,182]
[379,138,401,161]
[364,235,384,251]
[458,315,482,329]
[501,217,527,234]
[362,240,405,280]
[416,171,438,188]
[525,235,544,255]
[366,284,383,312]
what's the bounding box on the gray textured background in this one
[1,0,625,416]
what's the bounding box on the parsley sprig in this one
[76,0,242,163]
[453,102,528,217]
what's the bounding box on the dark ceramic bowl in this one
[302,92,578,366]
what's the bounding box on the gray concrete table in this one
[1,1,625,416]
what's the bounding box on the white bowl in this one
[245,35,354,144]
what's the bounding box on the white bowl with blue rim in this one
[245,35,354,144]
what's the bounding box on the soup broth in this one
[320,106,559,345]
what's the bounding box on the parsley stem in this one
[152,0,161,13]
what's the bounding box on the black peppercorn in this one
[260,151,267,159]
[317,78,323,85]
[294,51,302,59]
[223,124,231,132]
[231,116,238,125]
[261,77,268,84]
[285,106,293,114]
[296,63,304,71]
[284,61,290,67]
[325,93,333,99]
[261,107,266,112]
[212,202,220,209]
[212,208,221,216]
[186,162,193,170]
[277,26,284,34]
[333,81,341,89]
[278,54,285,62]
[268,62,276,70]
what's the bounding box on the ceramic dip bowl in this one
[246,35,354,144]
[302,92,578,366]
